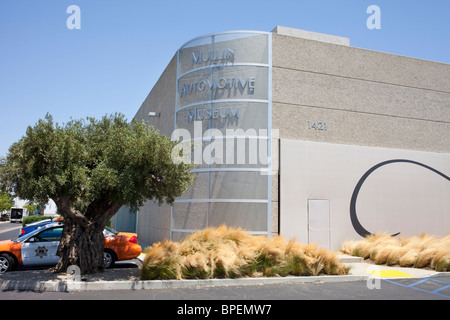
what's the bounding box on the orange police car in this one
[0,222,141,273]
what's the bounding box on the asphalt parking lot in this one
[1,221,449,300]
[1,274,450,301]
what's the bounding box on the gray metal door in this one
[307,200,330,249]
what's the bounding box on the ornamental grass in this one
[141,225,349,280]
[340,233,450,272]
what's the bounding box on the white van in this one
[9,207,28,223]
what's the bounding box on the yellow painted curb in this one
[365,270,414,278]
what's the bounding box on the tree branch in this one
[53,196,89,228]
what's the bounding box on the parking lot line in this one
[0,225,21,235]
[383,277,450,299]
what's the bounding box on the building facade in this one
[117,26,450,250]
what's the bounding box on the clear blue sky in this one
[1,0,449,157]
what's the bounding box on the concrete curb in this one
[0,274,369,292]
[1,254,448,293]
[3,272,449,293]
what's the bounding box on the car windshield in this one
[104,226,119,236]
[13,223,119,241]
[13,223,63,243]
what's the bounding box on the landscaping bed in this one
[340,233,450,271]
[141,225,349,280]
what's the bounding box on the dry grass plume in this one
[141,225,349,280]
[340,233,450,271]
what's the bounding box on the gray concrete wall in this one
[134,54,177,138]
[272,33,450,153]
[133,53,178,248]
[272,31,450,248]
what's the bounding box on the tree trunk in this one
[52,197,123,275]
[52,219,105,274]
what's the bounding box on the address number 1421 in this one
[308,121,327,131]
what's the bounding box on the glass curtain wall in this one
[172,31,272,240]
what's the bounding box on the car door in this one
[21,227,63,266]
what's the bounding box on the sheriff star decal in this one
[35,246,48,259]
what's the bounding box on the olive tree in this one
[0,114,194,274]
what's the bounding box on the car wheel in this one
[0,254,15,273]
[103,250,116,269]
